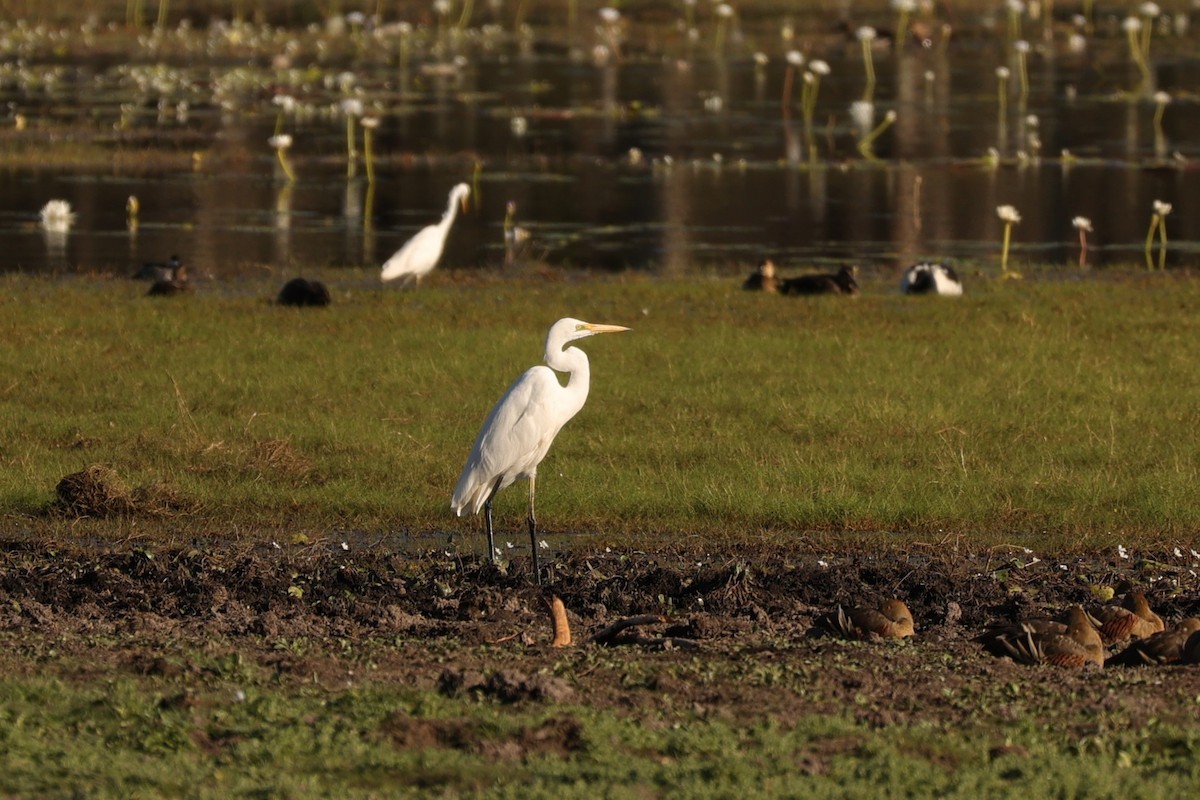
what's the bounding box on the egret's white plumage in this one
[451,317,630,581]
[900,262,963,296]
[381,183,470,285]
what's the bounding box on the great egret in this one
[780,265,859,295]
[451,317,630,582]
[381,183,471,285]
[900,262,963,296]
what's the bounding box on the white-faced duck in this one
[147,265,190,297]
[132,255,182,282]
[742,259,779,293]
[779,265,859,296]
[277,277,332,307]
[900,262,963,296]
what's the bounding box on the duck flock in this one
[831,591,1200,669]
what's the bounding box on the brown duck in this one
[742,259,778,293]
[829,599,915,640]
[979,606,1104,668]
[1088,591,1164,644]
[1108,618,1200,666]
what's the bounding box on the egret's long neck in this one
[439,193,461,232]
[546,343,591,411]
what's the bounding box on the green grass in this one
[2,649,1200,799]
[1,269,1198,550]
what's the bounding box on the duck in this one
[900,262,963,296]
[977,606,1104,668]
[827,599,915,640]
[742,259,779,293]
[1108,618,1200,666]
[146,265,190,297]
[780,265,859,296]
[1087,591,1164,645]
[277,277,331,307]
[132,255,183,282]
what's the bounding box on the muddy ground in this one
[3,534,1200,739]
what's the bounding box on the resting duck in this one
[277,277,332,307]
[147,265,190,297]
[780,265,859,296]
[742,259,779,293]
[900,262,963,296]
[132,255,183,282]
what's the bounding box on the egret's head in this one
[453,183,471,213]
[549,318,631,348]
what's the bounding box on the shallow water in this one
[2,8,1199,277]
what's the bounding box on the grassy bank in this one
[0,268,1196,551]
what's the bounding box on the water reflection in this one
[1,10,1198,277]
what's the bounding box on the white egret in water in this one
[381,183,470,286]
[451,318,630,583]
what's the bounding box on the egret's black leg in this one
[528,474,542,585]
[483,478,502,565]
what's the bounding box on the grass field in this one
[4,266,1200,798]
[2,267,1197,550]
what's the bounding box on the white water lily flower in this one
[809,59,830,76]
[786,50,804,66]
[891,0,916,11]
[995,66,1010,79]
[268,133,292,150]
[856,26,877,42]
[1072,216,1093,232]
[715,4,734,19]
[1154,91,1171,105]
[1153,199,1172,216]
[1122,16,1143,33]
[1014,39,1030,54]
[996,204,1021,223]
[1140,2,1161,17]
[598,7,620,24]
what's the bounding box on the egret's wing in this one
[451,367,560,515]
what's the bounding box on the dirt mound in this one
[52,465,195,519]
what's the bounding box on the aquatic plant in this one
[126,195,139,234]
[39,199,74,233]
[1005,0,1025,41]
[1014,40,1030,106]
[1072,216,1092,268]
[1152,91,1170,154]
[713,4,735,56]
[995,66,1010,135]
[996,204,1022,279]
[1145,200,1171,270]
[269,133,295,183]
[857,109,896,161]
[341,97,362,176]
[361,116,379,184]
[891,0,915,47]
[856,26,877,103]
[1122,17,1151,95]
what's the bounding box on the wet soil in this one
[3,534,1200,734]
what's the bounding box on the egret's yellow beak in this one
[582,323,631,335]
[460,193,471,214]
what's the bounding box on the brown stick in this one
[591,614,668,646]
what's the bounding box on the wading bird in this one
[900,262,963,296]
[451,318,630,583]
[381,183,470,286]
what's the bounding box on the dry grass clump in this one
[53,464,195,518]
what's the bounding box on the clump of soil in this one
[54,464,133,517]
[52,465,194,518]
